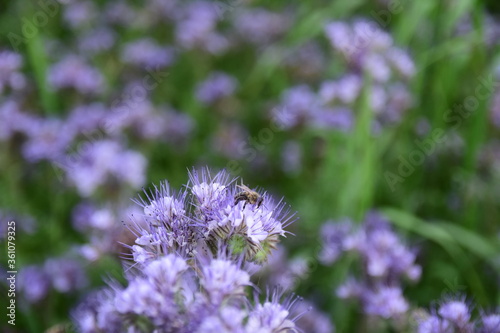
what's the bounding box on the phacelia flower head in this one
[188,168,296,263]
[128,168,295,265]
[74,254,302,332]
[74,167,300,332]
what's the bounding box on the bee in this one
[234,183,264,209]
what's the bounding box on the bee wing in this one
[237,184,252,192]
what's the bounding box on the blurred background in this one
[1,0,500,332]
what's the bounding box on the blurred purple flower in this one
[45,258,88,293]
[78,27,116,55]
[0,50,26,94]
[196,72,238,105]
[481,314,500,333]
[64,140,147,196]
[18,266,51,303]
[63,1,97,29]
[364,286,409,318]
[0,100,38,141]
[438,300,471,328]
[233,9,291,45]
[175,1,228,54]
[121,38,176,68]
[22,118,75,162]
[48,55,104,95]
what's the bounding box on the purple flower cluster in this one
[47,55,105,95]
[73,168,302,332]
[196,71,238,105]
[121,38,176,69]
[0,50,26,94]
[129,168,295,264]
[320,212,420,320]
[0,99,192,197]
[175,1,229,54]
[72,202,143,261]
[274,19,414,132]
[75,254,301,332]
[64,140,146,197]
[233,8,292,46]
[417,298,500,333]
[18,258,87,303]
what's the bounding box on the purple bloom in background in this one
[311,107,354,131]
[319,219,352,265]
[104,2,136,26]
[384,83,414,124]
[121,38,176,68]
[324,19,414,84]
[72,202,96,232]
[0,50,26,94]
[145,0,180,22]
[319,75,363,105]
[44,258,88,293]
[233,9,291,45]
[418,315,451,333]
[18,266,51,303]
[364,286,409,318]
[416,297,482,333]
[66,103,107,135]
[274,85,318,129]
[387,48,416,78]
[64,140,147,196]
[19,257,87,303]
[196,72,238,105]
[438,300,471,326]
[48,55,104,95]
[481,314,500,333]
[322,211,420,321]
[22,118,75,162]
[78,27,116,55]
[0,210,36,239]
[0,100,38,141]
[62,1,97,29]
[325,20,393,66]
[175,1,228,54]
